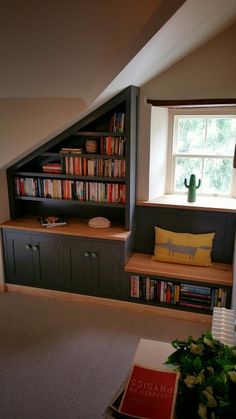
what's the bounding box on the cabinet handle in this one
[84,251,90,257]
[91,252,97,258]
[25,244,31,250]
[32,245,39,251]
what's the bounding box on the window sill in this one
[137,195,236,213]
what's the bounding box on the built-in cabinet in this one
[1,85,235,319]
[2,230,64,290]
[2,227,128,300]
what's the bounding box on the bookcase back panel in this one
[13,199,125,223]
[135,206,236,263]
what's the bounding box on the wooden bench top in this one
[124,252,232,287]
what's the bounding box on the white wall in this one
[137,21,236,200]
[149,107,169,199]
[0,98,87,170]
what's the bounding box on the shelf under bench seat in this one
[124,253,233,318]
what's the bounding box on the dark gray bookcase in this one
[7,86,139,230]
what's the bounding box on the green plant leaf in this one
[190,342,204,355]
[164,333,236,418]
[228,370,236,383]
[193,356,202,372]
[202,387,217,408]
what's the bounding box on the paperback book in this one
[118,364,179,419]
[38,216,67,228]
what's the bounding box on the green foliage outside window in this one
[173,116,236,196]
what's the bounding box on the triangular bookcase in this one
[7,86,139,230]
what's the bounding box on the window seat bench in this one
[124,252,233,287]
[124,253,233,321]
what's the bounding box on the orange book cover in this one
[119,364,179,419]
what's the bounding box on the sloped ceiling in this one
[0,0,186,103]
[1,0,236,106]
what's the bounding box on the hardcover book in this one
[119,364,179,419]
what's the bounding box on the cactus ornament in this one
[184,174,201,202]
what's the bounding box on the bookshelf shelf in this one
[13,172,126,182]
[73,131,126,137]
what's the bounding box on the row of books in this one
[14,177,126,204]
[42,162,62,174]
[109,112,125,133]
[59,137,125,157]
[100,136,125,156]
[129,276,228,311]
[63,157,126,178]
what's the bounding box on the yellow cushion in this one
[152,227,215,266]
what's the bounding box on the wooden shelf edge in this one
[0,217,131,241]
[125,253,232,287]
[4,284,212,324]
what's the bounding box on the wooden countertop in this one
[0,217,131,241]
[125,252,232,287]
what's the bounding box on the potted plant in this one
[165,332,236,419]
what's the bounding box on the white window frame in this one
[167,107,236,198]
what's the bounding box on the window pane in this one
[206,118,236,154]
[203,158,232,195]
[177,118,206,153]
[175,157,202,191]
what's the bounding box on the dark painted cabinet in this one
[63,237,123,298]
[2,230,64,290]
[2,229,126,300]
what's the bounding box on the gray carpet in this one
[0,292,209,419]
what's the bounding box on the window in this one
[168,109,236,197]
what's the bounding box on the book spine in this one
[179,301,212,311]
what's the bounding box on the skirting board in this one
[4,283,212,325]
[0,283,7,292]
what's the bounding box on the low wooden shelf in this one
[124,252,232,287]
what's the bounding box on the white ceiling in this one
[1,0,236,107]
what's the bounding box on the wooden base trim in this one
[0,283,7,292]
[5,284,212,325]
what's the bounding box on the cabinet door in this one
[63,236,122,298]
[2,230,64,289]
[3,230,36,286]
[64,237,96,293]
[92,241,122,298]
[33,234,64,290]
